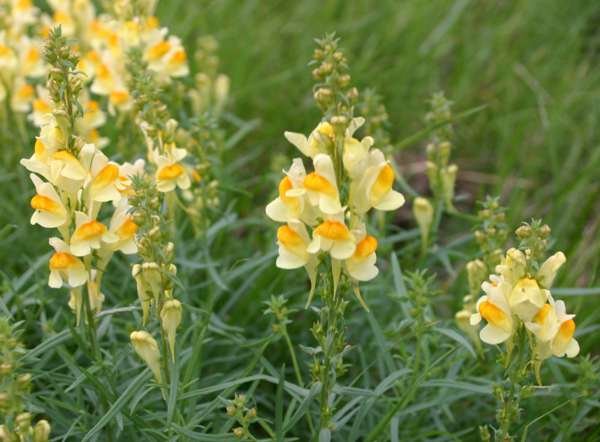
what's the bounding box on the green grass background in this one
[1,0,599,440]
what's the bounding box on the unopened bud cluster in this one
[190,36,230,116]
[311,34,358,116]
[264,295,293,335]
[225,393,258,439]
[129,174,182,360]
[356,88,393,155]
[0,319,50,442]
[425,92,457,210]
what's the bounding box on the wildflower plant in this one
[19,28,139,351]
[266,34,405,434]
[470,221,579,439]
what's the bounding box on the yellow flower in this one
[155,147,190,192]
[276,221,313,268]
[284,121,337,158]
[48,237,87,288]
[275,220,318,304]
[536,251,566,289]
[87,148,122,203]
[508,277,547,322]
[266,159,316,224]
[70,211,110,256]
[130,331,162,382]
[29,174,67,228]
[303,154,342,215]
[11,80,35,112]
[470,276,514,344]
[550,300,579,358]
[106,200,138,254]
[350,149,404,214]
[344,227,378,281]
[308,217,356,260]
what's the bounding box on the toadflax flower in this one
[265,158,315,224]
[29,174,68,228]
[154,146,190,192]
[303,153,342,215]
[69,211,110,256]
[48,238,87,288]
[470,276,514,344]
[350,148,405,214]
[344,226,378,282]
[284,121,335,158]
[308,217,356,260]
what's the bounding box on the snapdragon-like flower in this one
[344,226,378,282]
[48,238,87,289]
[107,200,138,254]
[284,121,335,158]
[70,211,111,256]
[154,146,191,192]
[470,276,514,344]
[303,154,342,215]
[350,148,405,214]
[265,159,313,223]
[29,174,67,228]
[308,217,356,260]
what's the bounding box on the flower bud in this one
[496,248,526,285]
[160,299,182,361]
[413,197,434,245]
[68,287,83,325]
[16,412,32,433]
[0,363,11,376]
[466,259,487,295]
[17,373,32,390]
[442,164,458,207]
[233,427,244,438]
[515,224,532,239]
[130,331,162,382]
[455,309,478,343]
[33,420,51,442]
[132,263,161,323]
[438,141,451,164]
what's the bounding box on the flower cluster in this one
[470,222,579,364]
[0,0,47,116]
[0,319,51,442]
[19,28,140,322]
[56,0,188,114]
[266,37,404,305]
[225,393,259,440]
